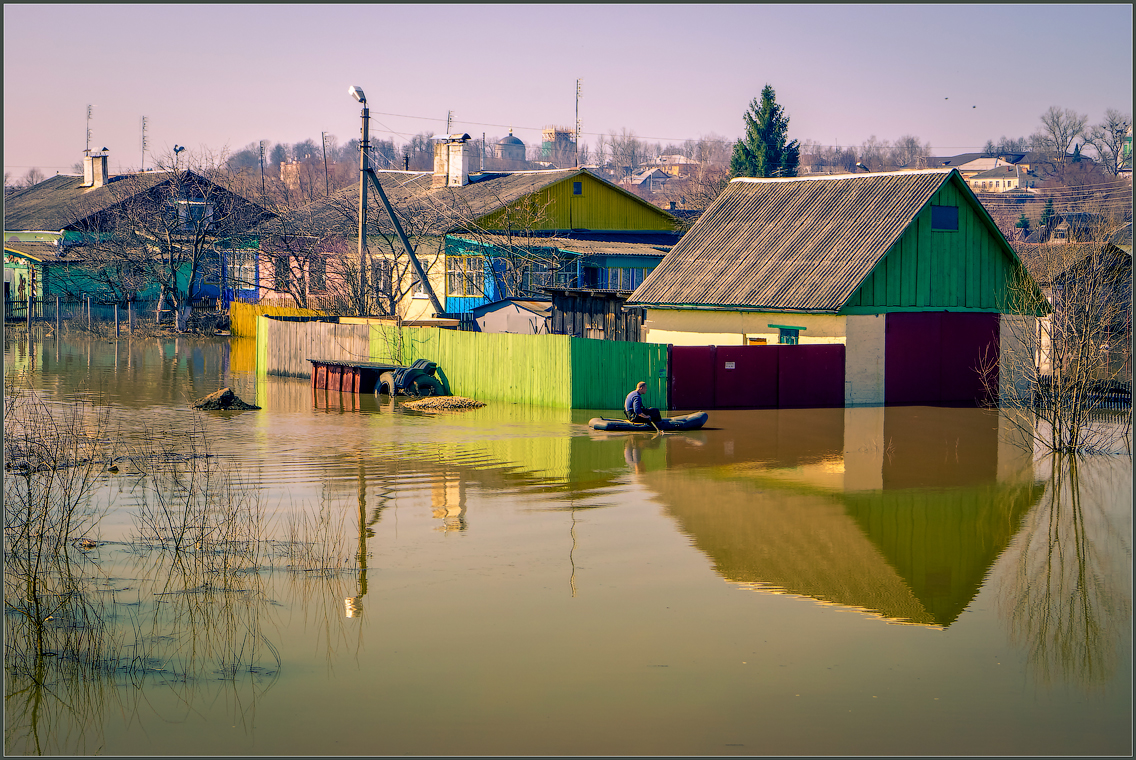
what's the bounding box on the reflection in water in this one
[646,407,1045,626]
[999,455,1132,688]
[5,331,1131,755]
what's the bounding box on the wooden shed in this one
[628,169,1045,407]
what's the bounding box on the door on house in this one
[885,312,1000,406]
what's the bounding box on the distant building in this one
[541,126,577,167]
[967,165,1029,193]
[493,130,526,164]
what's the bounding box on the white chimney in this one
[81,151,109,188]
[432,134,471,188]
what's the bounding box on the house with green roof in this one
[627,168,1046,407]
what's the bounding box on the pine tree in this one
[1015,212,1031,234]
[1040,197,1055,227]
[729,85,800,178]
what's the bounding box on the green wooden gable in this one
[841,172,1044,314]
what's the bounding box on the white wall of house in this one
[643,309,848,346]
[999,314,1037,403]
[844,314,886,406]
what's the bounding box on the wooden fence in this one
[256,316,369,378]
[256,315,669,409]
[230,301,326,338]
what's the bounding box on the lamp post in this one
[350,86,369,315]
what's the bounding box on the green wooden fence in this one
[256,316,669,409]
[369,325,668,409]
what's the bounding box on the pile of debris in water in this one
[401,396,485,411]
[191,388,260,410]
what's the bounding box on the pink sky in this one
[4,4,1132,176]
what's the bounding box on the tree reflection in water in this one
[999,454,1132,689]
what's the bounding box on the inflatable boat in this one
[589,411,708,432]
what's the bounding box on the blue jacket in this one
[625,390,644,417]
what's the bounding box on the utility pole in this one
[482,132,486,172]
[321,131,330,196]
[358,103,370,315]
[259,141,266,196]
[446,110,453,134]
[85,105,93,156]
[140,116,148,171]
[575,79,582,169]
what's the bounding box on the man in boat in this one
[624,381,663,426]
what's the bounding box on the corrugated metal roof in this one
[275,168,671,238]
[627,169,956,312]
[3,172,177,231]
[449,232,670,257]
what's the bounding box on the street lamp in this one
[350,86,369,315]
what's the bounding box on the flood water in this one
[4,332,1132,755]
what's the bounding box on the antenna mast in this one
[85,105,93,156]
[575,79,582,168]
[140,116,149,171]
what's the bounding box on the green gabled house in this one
[628,169,1046,406]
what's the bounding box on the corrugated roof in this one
[449,232,671,257]
[627,169,956,312]
[4,172,180,231]
[273,168,670,238]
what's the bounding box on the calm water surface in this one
[4,333,1132,755]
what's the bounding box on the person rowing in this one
[624,381,663,430]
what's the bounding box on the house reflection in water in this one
[646,407,1045,627]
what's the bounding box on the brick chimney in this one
[81,149,109,188]
[432,133,471,188]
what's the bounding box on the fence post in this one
[27,293,32,324]
[129,301,134,333]
[115,305,120,339]
[55,295,61,335]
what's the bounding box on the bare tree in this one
[992,213,1132,454]
[1085,109,1132,177]
[609,129,649,180]
[1035,106,1089,168]
[889,135,931,169]
[20,167,45,188]
[71,149,271,331]
[858,135,891,171]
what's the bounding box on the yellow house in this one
[256,135,678,321]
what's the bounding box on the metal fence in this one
[4,296,220,326]
[1036,375,1132,410]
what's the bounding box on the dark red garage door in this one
[885,312,1000,406]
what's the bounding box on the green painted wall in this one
[476,174,676,232]
[367,325,669,409]
[841,174,1041,314]
[569,337,668,409]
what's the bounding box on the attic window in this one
[931,205,959,231]
[572,181,583,195]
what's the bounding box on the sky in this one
[4,4,1132,177]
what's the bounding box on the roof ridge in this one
[731,168,953,184]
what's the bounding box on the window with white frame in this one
[447,256,484,297]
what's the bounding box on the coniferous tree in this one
[1040,197,1055,228]
[729,84,800,178]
